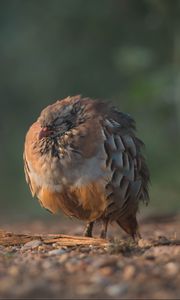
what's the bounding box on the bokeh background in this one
[0,0,180,220]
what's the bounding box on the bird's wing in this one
[101,109,150,221]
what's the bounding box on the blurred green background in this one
[0,0,180,220]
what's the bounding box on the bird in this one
[23,95,150,240]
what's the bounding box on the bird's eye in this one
[73,102,81,113]
[53,117,64,127]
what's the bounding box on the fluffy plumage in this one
[23,95,150,239]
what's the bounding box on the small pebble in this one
[8,266,19,276]
[144,255,156,260]
[138,239,152,248]
[106,284,127,296]
[48,248,67,256]
[90,274,110,285]
[99,266,114,276]
[76,284,99,295]
[42,261,53,269]
[79,247,91,253]
[58,253,69,263]
[65,262,79,273]
[21,240,42,250]
[165,262,179,276]
[123,265,135,280]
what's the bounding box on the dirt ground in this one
[0,214,179,299]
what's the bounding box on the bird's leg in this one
[100,218,109,239]
[83,222,94,237]
[132,229,142,242]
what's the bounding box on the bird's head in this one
[38,97,83,140]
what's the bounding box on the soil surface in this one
[0,214,179,299]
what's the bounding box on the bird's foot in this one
[132,230,142,243]
[100,218,109,239]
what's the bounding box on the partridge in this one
[23,95,150,239]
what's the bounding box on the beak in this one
[39,127,53,139]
